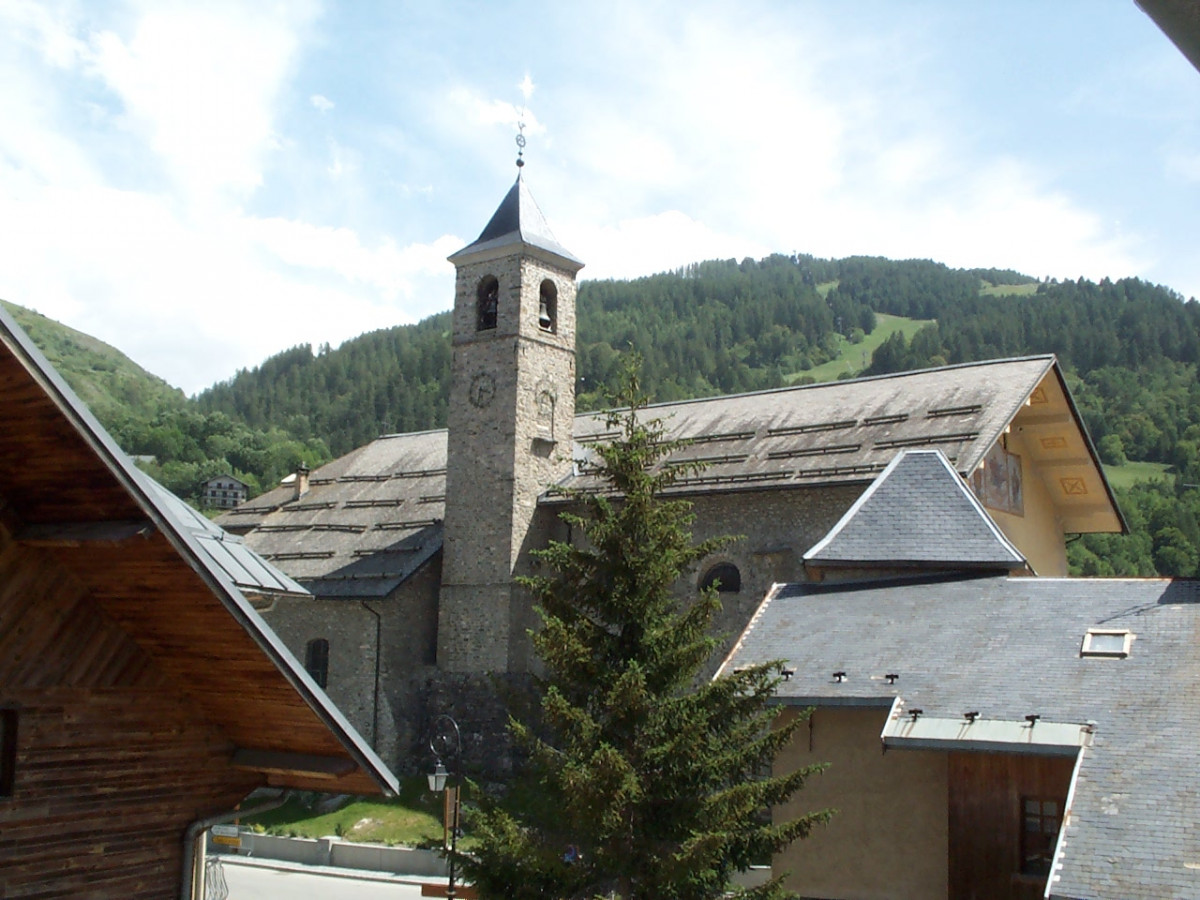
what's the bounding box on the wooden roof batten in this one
[0,304,398,796]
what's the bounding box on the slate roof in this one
[722,574,1200,900]
[223,355,1118,591]
[222,429,446,598]
[137,472,308,596]
[804,448,1027,571]
[559,355,1077,498]
[448,173,583,269]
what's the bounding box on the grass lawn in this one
[241,778,451,847]
[1102,460,1172,490]
[979,281,1039,297]
[793,313,936,384]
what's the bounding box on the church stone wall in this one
[256,562,440,771]
[511,482,867,677]
[256,595,380,754]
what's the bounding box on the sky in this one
[1,1,1198,395]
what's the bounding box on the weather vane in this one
[515,76,533,170]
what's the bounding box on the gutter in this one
[360,600,383,748]
[180,791,288,900]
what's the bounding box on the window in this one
[700,563,741,594]
[0,708,17,798]
[538,279,557,332]
[476,276,499,331]
[305,638,330,689]
[1020,796,1062,876]
[1081,629,1132,658]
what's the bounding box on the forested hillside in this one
[0,299,333,503]
[10,252,1200,576]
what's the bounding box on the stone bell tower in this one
[437,170,584,673]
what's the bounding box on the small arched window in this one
[700,563,741,594]
[305,638,330,689]
[477,276,499,331]
[538,279,557,332]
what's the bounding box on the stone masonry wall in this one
[439,250,577,673]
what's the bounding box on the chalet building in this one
[722,449,1200,900]
[219,171,1126,776]
[201,473,249,508]
[0,305,398,899]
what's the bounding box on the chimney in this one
[293,464,310,501]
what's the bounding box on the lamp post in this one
[428,715,462,900]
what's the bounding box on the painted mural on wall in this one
[973,443,1023,516]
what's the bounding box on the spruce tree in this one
[463,366,831,900]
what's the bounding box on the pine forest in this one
[7,251,1200,579]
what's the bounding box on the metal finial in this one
[515,116,526,169]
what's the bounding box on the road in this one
[218,860,427,900]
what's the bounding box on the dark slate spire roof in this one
[804,448,1027,571]
[448,174,583,269]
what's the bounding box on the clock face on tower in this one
[468,372,496,408]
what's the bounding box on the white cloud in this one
[518,73,534,103]
[0,0,1194,393]
[566,211,769,281]
[82,1,318,199]
[445,86,545,135]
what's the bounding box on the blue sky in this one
[1,1,1197,394]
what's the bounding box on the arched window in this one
[700,563,741,594]
[305,638,329,689]
[476,276,499,331]
[538,279,557,332]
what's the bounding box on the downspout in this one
[361,600,383,749]
[180,790,288,900]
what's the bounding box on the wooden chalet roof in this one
[0,305,398,796]
[1139,0,1200,74]
[223,355,1122,590]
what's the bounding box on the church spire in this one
[448,175,582,271]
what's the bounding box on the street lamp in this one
[428,715,462,900]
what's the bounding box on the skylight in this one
[1081,629,1132,658]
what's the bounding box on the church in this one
[219,169,1124,767]
[216,170,1200,898]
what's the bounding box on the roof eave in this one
[0,305,400,797]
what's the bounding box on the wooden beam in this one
[231,747,357,779]
[1038,457,1094,470]
[17,519,155,547]
[1016,412,1072,427]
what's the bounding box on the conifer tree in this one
[463,365,831,900]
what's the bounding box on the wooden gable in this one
[0,306,397,898]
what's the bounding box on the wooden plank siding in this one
[51,534,374,768]
[948,751,1076,900]
[0,341,392,796]
[0,528,263,898]
[0,305,396,897]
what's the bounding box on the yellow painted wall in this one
[981,431,1068,576]
[774,707,948,900]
